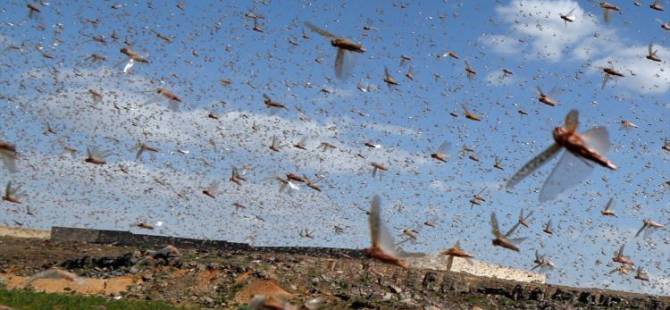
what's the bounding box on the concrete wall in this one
[406,253,546,284]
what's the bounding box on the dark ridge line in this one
[50,226,367,258]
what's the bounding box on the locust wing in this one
[304,21,338,39]
[369,195,401,256]
[506,143,562,189]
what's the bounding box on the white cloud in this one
[493,0,599,61]
[337,116,423,137]
[489,0,670,94]
[17,67,428,175]
[570,28,622,61]
[591,45,670,94]
[479,34,522,55]
[485,70,515,86]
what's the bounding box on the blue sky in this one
[1,0,669,295]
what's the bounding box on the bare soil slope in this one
[1,235,668,309]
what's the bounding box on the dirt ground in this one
[1,235,668,309]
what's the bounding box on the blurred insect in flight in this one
[646,43,661,62]
[531,250,555,271]
[441,240,473,272]
[364,195,409,268]
[2,182,21,204]
[135,143,159,161]
[650,0,664,11]
[612,244,635,266]
[560,8,576,25]
[490,212,525,252]
[506,110,616,202]
[536,86,559,107]
[202,182,219,199]
[0,140,18,173]
[601,67,625,89]
[635,219,664,238]
[383,67,399,86]
[304,21,366,79]
[464,61,477,80]
[599,2,620,23]
[371,162,388,178]
[84,147,108,165]
[601,198,617,217]
[119,47,148,73]
[430,141,451,163]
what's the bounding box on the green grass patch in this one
[463,294,489,306]
[0,288,179,310]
